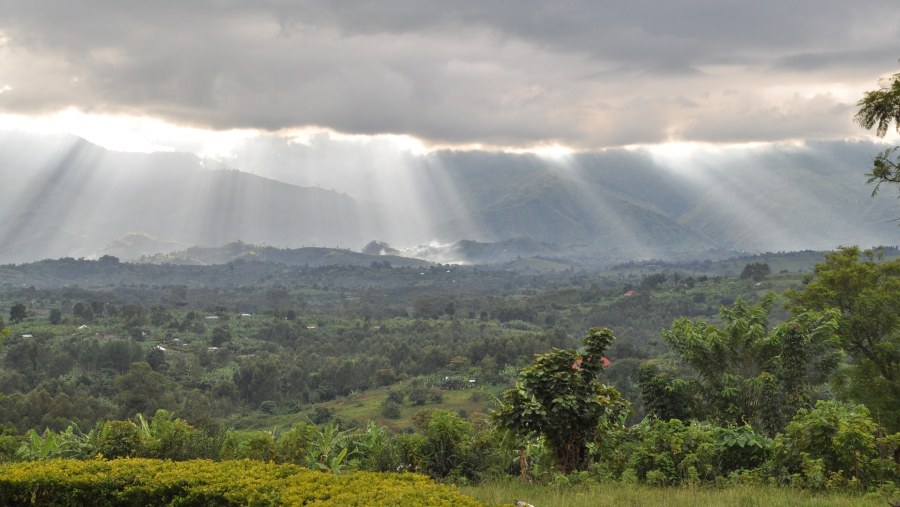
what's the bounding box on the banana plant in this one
[17,429,60,461]
[305,422,358,474]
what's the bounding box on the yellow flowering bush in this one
[0,458,491,506]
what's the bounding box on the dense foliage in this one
[787,246,900,431]
[653,295,840,434]
[0,248,899,500]
[0,458,488,506]
[494,328,629,472]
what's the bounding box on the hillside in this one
[0,134,385,264]
[138,241,431,268]
[1,133,897,265]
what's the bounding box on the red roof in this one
[572,356,612,369]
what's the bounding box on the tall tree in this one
[9,303,26,324]
[659,294,840,434]
[787,246,900,431]
[494,327,629,473]
[114,362,176,417]
[855,70,900,196]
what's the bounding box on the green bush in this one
[356,422,403,472]
[277,423,316,464]
[220,430,277,462]
[769,400,900,490]
[593,418,771,486]
[381,399,402,419]
[95,420,146,459]
[0,458,489,506]
[423,410,474,479]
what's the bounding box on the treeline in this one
[0,257,779,432]
[0,311,577,432]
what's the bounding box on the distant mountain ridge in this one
[138,241,430,268]
[425,147,898,254]
[0,133,385,264]
[0,132,896,265]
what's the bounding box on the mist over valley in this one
[1,132,896,266]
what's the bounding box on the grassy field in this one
[229,381,504,431]
[462,481,893,507]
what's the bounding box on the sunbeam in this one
[1,122,897,265]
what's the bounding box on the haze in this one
[1,1,898,263]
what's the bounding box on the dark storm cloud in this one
[0,0,898,148]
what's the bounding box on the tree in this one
[638,361,697,422]
[660,294,841,434]
[121,303,147,328]
[48,309,62,325]
[787,246,900,431]
[72,303,94,323]
[98,254,120,265]
[421,410,475,479]
[493,327,630,473]
[233,356,281,407]
[855,70,900,196]
[90,301,105,317]
[114,362,176,417]
[210,325,231,347]
[641,272,667,289]
[739,262,771,281]
[9,303,26,324]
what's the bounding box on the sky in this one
[1,0,899,159]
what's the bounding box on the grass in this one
[228,381,505,431]
[461,480,893,507]
[320,384,503,430]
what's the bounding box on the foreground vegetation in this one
[464,481,890,507]
[1,457,889,507]
[0,458,487,506]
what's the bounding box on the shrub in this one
[0,458,489,506]
[422,410,474,479]
[220,430,277,462]
[275,423,316,464]
[769,400,900,489]
[94,420,146,459]
[408,387,430,405]
[381,400,402,419]
[356,422,403,472]
[593,419,772,486]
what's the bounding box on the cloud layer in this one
[1,1,898,148]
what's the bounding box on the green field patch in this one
[464,480,891,507]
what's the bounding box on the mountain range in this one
[0,132,896,265]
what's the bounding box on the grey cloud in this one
[0,1,898,147]
[774,48,900,72]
